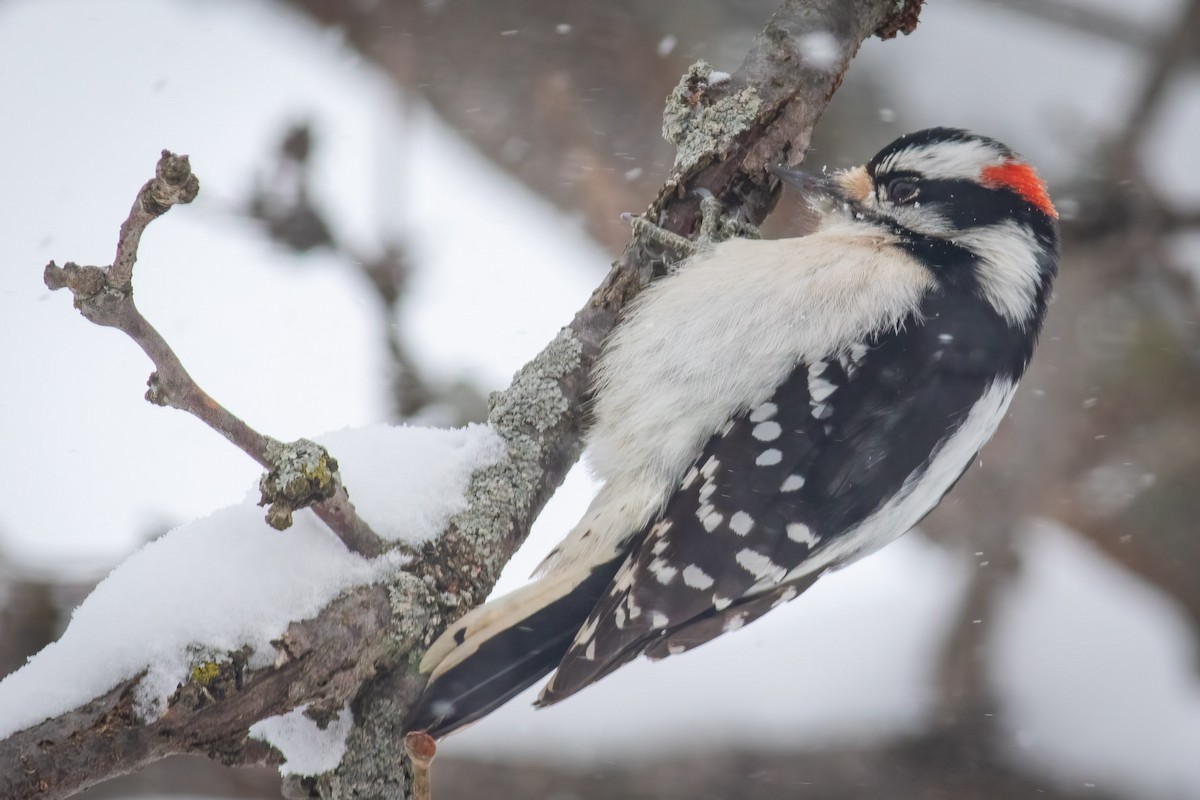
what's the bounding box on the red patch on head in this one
[980,160,1057,218]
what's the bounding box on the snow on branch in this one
[0,1,922,798]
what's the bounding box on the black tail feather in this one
[406,557,624,739]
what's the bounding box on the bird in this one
[407,127,1060,738]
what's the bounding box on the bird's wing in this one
[538,291,1017,706]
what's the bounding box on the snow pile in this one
[0,423,505,740]
[317,423,506,545]
[249,703,354,776]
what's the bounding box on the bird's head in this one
[770,127,1060,331]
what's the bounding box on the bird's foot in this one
[623,190,759,270]
[694,189,760,244]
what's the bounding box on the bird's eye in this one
[886,178,919,204]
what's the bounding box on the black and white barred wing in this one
[536,361,840,704]
[539,309,1011,706]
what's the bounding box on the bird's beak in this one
[766,164,847,205]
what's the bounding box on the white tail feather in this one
[420,566,594,680]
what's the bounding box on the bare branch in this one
[112,150,200,290]
[1161,206,1200,232]
[403,732,436,800]
[43,152,388,559]
[1111,0,1200,177]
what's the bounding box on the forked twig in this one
[44,150,390,558]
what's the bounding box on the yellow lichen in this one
[190,661,221,685]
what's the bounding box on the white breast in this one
[589,223,933,496]
[538,222,934,575]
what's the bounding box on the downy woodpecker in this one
[409,127,1060,737]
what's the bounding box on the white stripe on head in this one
[877,138,1006,182]
[880,202,954,238]
[953,220,1044,328]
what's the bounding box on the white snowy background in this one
[1,0,1198,798]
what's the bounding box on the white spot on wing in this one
[729,511,755,535]
[584,640,596,660]
[781,474,805,492]
[808,376,837,402]
[735,549,787,582]
[713,595,733,610]
[680,467,699,490]
[702,510,724,532]
[651,611,670,629]
[756,448,782,466]
[613,563,635,592]
[752,421,782,441]
[649,558,678,584]
[701,456,720,479]
[626,596,642,619]
[577,613,600,644]
[786,522,820,547]
[808,360,827,377]
[682,564,714,590]
[749,402,777,423]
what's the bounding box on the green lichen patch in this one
[663,61,762,174]
[417,327,584,601]
[190,660,222,686]
[260,438,340,529]
[488,327,582,434]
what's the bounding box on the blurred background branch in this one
[245,121,487,425]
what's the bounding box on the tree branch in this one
[0,584,395,799]
[1110,0,1200,177]
[2,2,922,797]
[43,151,388,558]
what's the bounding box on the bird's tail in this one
[406,556,624,739]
